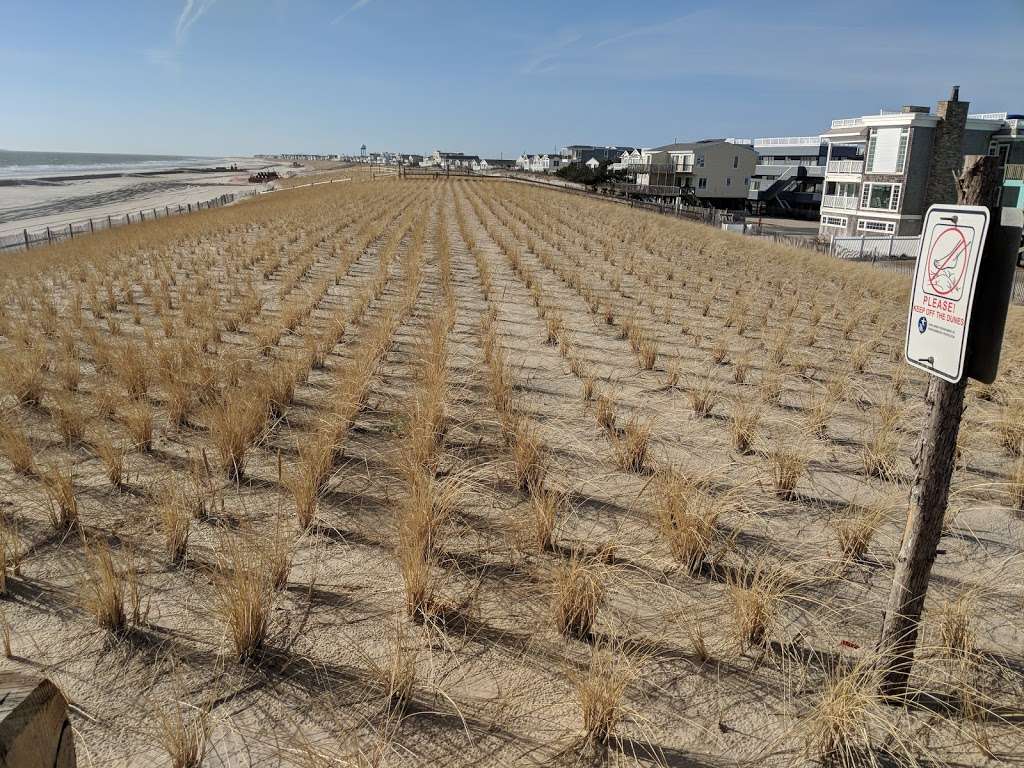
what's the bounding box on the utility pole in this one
[876,155,1003,697]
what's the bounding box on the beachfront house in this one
[818,86,1023,237]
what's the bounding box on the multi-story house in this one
[424,151,481,169]
[560,145,635,165]
[818,87,1022,238]
[743,136,841,216]
[514,154,566,173]
[630,140,757,207]
[984,114,1024,211]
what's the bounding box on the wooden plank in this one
[0,673,76,767]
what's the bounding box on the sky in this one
[2,0,1023,159]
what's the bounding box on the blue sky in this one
[2,0,1022,158]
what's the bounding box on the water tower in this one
[360,144,367,159]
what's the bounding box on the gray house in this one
[632,140,757,208]
[745,137,850,216]
[818,87,1021,237]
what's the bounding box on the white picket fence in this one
[830,234,921,261]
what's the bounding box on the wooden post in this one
[46,227,52,245]
[68,223,73,239]
[89,219,94,234]
[23,229,29,250]
[0,673,77,767]
[877,155,1002,697]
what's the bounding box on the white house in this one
[425,150,480,169]
[585,157,601,170]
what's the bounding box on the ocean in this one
[0,149,220,181]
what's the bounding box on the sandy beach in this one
[0,158,299,237]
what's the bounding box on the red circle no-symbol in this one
[925,227,968,297]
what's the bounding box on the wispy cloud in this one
[521,29,582,75]
[332,0,372,25]
[593,15,695,48]
[147,0,219,75]
[176,0,219,46]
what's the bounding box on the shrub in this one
[1,349,46,406]
[574,647,632,746]
[529,484,559,551]
[769,443,807,498]
[92,433,125,487]
[208,390,265,479]
[595,394,616,433]
[156,483,191,565]
[157,702,209,768]
[43,464,79,531]
[836,504,885,561]
[727,559,786,650]
[123,402,155,452]
[730,403,759,454]
[81,541,127,634]
[801,662,882,767]
[50,397,87,445]
[214,537,273,664]
[0,419,36,475]
[651,470,723,572]
[553,554,604,638]
[511,423,546,492]
[612,416,650,473]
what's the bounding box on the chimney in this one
[925,87,970,207]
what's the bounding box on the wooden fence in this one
[0,189,258,254]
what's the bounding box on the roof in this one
[654,140,756,152]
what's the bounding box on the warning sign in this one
[905,205,990,383]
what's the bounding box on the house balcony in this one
[755,164,826,179]
[826,159,864,175]
[636,162,694,174]
[822,194,859,210]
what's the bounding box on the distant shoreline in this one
[0,164,273,187]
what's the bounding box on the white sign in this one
[905,205,990,383]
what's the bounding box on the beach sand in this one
[0,158,317,236]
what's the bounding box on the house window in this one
[866,126,909,173]
[988,142,1010,165]
[726,177,732,186]
[821,215,847,228]
[697,177,707,189]
[860,182,901,211]
[857,219,896,233]
[696,155,705,168]
[733,156,739,168]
